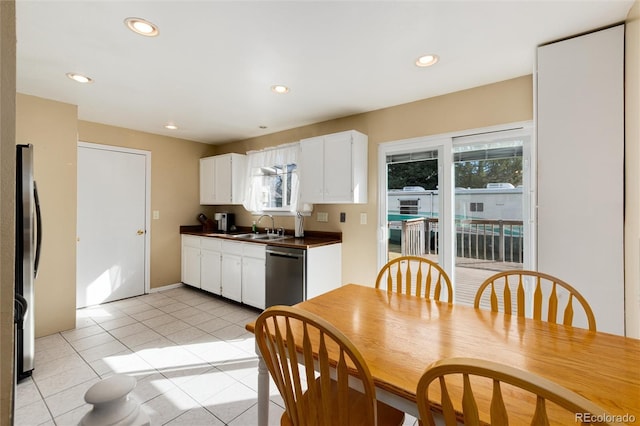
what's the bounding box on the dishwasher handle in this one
[266,249,305,259]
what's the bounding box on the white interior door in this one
[77,144,149,308]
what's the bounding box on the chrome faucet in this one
[256,214,275,234]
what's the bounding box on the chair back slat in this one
[434,272,442,300]
[503,279,512,315]
[474,270,596,331]
[292,321,309,422]
[376,256,453,303]
[489,380,508,424]
[279,319,300,422]
[417,357,623,426]
[436,376,457,426]
[548,283,558,324]
[317,331,332,426]
[532,396,551,426]
[563,294,575,327]
[405,261,413,295]
[490,284,499,312]
[461,374,480,425]
[517,275,525,317]
[533,276,543,321]
[337,351,349,424]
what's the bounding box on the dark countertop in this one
[180,225,342,249]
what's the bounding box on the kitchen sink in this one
[231,233,288,241]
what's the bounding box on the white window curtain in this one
[243,143,300,213]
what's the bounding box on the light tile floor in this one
[15,285,419,425]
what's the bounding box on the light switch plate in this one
[360,213,367,225]
[317,212,329,222]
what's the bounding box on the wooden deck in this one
[388,246,522,306]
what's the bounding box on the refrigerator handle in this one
[34,181,42,279]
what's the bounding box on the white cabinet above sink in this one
[299,130,368,204]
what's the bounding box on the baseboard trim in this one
[149,282,184,293]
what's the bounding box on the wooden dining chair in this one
[473,270,596,331]
[417,357,621,426]
[254,305,405,426]
[375,256,453,303]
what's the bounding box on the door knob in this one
[137,230,145,235]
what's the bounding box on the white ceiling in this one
[16,1,633,145]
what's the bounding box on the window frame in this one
[243,143,300,215]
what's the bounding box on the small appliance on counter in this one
[214,212,235,233]
[197,213,217,232]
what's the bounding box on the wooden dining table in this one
[245,284,640,425]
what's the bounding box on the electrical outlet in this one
[317,212,329,222]
[153,210,160,220]
[360,213,367,225]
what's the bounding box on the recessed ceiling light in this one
[164,124,178,130]
[66,73,93,84]
[415,54,439,67]
[271,85,290,94]
[124,17,159,37]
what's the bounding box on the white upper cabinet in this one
[299,130,368,204]
[200,153,246,205]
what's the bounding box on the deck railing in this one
[400,218,425,256]
[396,218,524,263]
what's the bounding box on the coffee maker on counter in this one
[197,212,235,233]
[215,212,235,233]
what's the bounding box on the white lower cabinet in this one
[306,243,342,299]
[182,235,223,293]
[200,238,222,295]
[182,236,265,306]
[241,244,266,310]
[182,235,336,310]
[219,240,266,308]
[181,236,202,288]
[221,241,243,303]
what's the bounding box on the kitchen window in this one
[243,143,300,214]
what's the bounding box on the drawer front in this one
[201,237,222,251]
[243,242,266,259]
[182,235,201,248]
[222,240,244,255]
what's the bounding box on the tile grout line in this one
[19,286,286,425]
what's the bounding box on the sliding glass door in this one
[378,124,533,305]
[386,149,439,261]
[452,131,531,305]
[378,137,454,279]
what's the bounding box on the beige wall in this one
[0,2,16,424]
[214,75,533,285]
[77,121,215,290]
[14,96,214,339]
[626,0,640,338]
[16,94,77,337]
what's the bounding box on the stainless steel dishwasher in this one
[265,245,306,307]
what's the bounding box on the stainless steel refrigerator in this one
[15,144,42,382]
